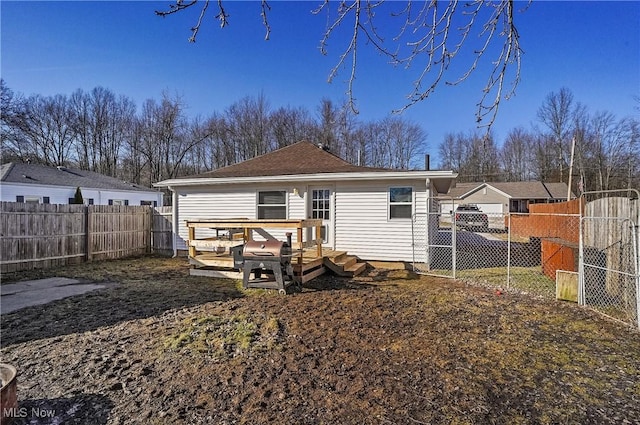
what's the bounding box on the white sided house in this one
[155,141,456,263]
[1,162,163,206]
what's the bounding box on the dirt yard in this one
[1,256,639,425]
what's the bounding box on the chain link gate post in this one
[413,196,456,278]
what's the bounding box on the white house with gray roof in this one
[154,141,457,262]
[1,162,163,206]
[439,181,574,215]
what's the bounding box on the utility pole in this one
[567,136,576,200]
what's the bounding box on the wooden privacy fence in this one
[0,202,173,273]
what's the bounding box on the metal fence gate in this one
[580,190,639,328]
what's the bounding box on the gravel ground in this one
[1,256,639,424]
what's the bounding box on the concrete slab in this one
[1,278,107,315]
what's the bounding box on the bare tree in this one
[501,127,536,181]
[536,87,575,183]
[204,112,237,168]
[354,121,385,167]
[438,132,466,173]
[314,98,341,153]
[375,117,426,169]
[155,0,526,128]
[69,87,136,177]
[1,80,29,162]
[134,93,203,185]
[225,94,272,161]
[437,131,499,181]
[270,106,315,149]
[587,112,636,191]
[11,94,75,166]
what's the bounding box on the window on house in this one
[17,195,49,204]
[87,198,94,205]
[311,189,331,220]
[257,191,286,219]
[389,187,413,219]
[109,199,128,206]
[25,196,41,204]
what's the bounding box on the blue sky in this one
[2,1,639,166]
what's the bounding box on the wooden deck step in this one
[326,251,348,262]
[323,254,367,277]
[344,261,367,276]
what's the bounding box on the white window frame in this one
[311,189,331,220]
[25,195,41,204]
[388,186,414,220]
[257,190,287,219]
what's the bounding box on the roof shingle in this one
[1,162,158,193]
[186,141,393,178]
[444,181,572,200]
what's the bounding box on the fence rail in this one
[0,202,173,273]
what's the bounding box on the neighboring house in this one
[154,141,457,262]
[1,162,163,206]
[439,181,574,215]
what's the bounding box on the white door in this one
[309,187,333,248]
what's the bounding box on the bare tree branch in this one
[261,1,271,41]
[156,0,527,130]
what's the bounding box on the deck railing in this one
[185,218,324,265]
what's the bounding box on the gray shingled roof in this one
[443,181,572,200]
[543,182,573,199]
[184,141,393,179]
[1,162,159,193]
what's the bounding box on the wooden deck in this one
[190,247,357,283]
[185,218,366,283]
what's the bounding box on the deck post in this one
[316,224,323,257]
[188,224,196,258]
[297,226,303,265]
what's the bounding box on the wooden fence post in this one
[146,206,152,254]
[86,205,93,262]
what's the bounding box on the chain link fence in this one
[413,206,578,297]
[413,194,639,328]
[580,190,639,327]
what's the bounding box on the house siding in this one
[334,180,427,261]
[0,182,162,206]
[439,187,506,215]
[174,179,431,261]
[176,186,256,250]
[175,183,306,250]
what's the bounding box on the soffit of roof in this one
[156,170,458,188]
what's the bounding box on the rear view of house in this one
[155,141,457,263]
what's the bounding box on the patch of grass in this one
[446,266,556,298]
[163,314,283,360]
